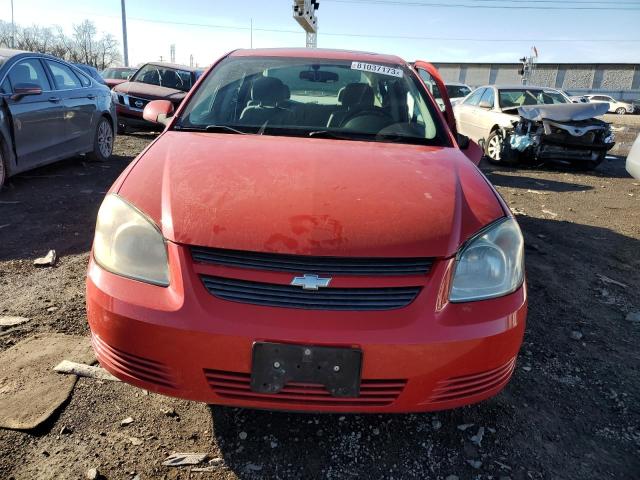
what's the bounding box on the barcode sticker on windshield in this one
[351,62,403,78]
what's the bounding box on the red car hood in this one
[117,132,504,258]
[113,81,186,103]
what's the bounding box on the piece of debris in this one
[245,463,263,472]
[209,457,223,465]
[162,407,178,417]
[33,249,57,267]
[192,466,215,472]
[0,200,21,204]
[471,427,485,446]
[570,331,584,341]
[541,209,558,217]
[129,436,143,446]
[59,425,72,435]
[457,423,474,431]
[522,365,532,372]
[0,224,11,230]
[526,189,549,195]
[0,316,30,329]
[120,417,134,426]
[54,360,119,382]
[597,274,628,289]
[270,440,278,448]
[625,312,640,323]
[238,431,248,440]
[162,452,208,467]
[86,468,100,480]
[467,459,482,469]
[46,306,59,313]
[432,419,442,430]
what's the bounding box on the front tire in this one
[484,130,519,165]
[88,117,114,162]
[615,107,626,115]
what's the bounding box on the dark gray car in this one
[0,48,116,188]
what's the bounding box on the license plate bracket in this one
[250,342,362,397]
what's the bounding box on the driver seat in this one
[327,83,374,128]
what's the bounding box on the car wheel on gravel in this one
[615,107,626,115]
[88,117,114,162]
[485,130,518,165]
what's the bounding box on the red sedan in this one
[86,48,526,413]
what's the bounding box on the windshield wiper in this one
[308,130,362,141]
[173,124,249,135]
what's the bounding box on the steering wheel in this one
[341,109,394,131]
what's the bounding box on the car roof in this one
[0,47,29,59]
[143,61,198,72]
[229,48,406,66]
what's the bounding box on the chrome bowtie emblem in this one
[290,274,332,290]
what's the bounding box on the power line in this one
[323,0,640,10]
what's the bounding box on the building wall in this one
[433,63,640,100]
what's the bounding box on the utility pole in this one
[10,0,15,49]
[250,18,253,48]
[121,0,129,66]
[170,44,175,63]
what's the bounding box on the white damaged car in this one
[454,85,615,170]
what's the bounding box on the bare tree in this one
[0,19,121,69]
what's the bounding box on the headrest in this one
[339,83,374,107]
[251,76,286,105]
[9,65,32,85]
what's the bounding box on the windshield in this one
[499,88,569,109]
[176,56,446,146]
[132,64,194,92]
[446,85,471,98]
[102,68,136,80]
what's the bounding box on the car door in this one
[0,57,66,170]
[455,88,485,141]
[474,87,496,142]
[413,61,457,137]
[44,59,98,153]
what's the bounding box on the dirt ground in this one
[0,130,638,480]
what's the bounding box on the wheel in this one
[615,107,626,115]
[88,117,114,162]
[484,130,519,165]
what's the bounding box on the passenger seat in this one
[240,77,292,126]
[327,83,375,128]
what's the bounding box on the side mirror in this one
[478,100,492,109]
[143,100,175,126]
[458,134,482,166]
[11,83,42,100]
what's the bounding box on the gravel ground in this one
[0,131,638,480]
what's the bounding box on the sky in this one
[0,0,639,67]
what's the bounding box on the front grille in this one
[191,247,433,276]
[427,357,516,404]
[204,369,406,407]
[201,276,421,311]
[91,334,177,389]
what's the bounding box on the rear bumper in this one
[86,244,527,413]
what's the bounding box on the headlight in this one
[450,217,524,302]
[111,90,119,104]
[93,194,169,286]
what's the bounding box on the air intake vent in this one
[201,276,421,311]
[191,247,433,276]
[204,369,406,407]
[92,334,177,389]
[428,357,516,404]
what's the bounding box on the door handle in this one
[87,94,96,100]
[48,96,61,103]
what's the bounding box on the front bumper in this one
[86,243,527,413]
[115,104,157,130]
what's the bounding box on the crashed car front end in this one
[506,103,615,166]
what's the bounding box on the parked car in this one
[585,94,635,115]
[626,134,640,179]
[418,76,471,110]
[568,94,589,103]
[86,48,527,414]
[0,48,116,188]
[453,85,615,169]
[101,66,137,89]
[74,63,106,85]
[111,62,202,133]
